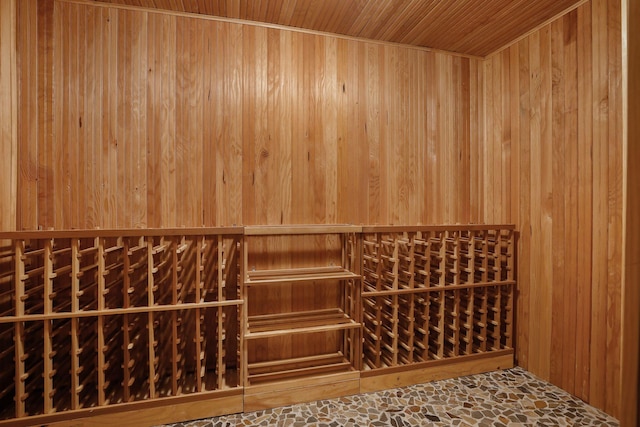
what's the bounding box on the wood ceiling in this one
[89,0,585,57]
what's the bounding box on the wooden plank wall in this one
[9,0,635,422]
[0,0,17,232]
[481,0,625,419]
[15,0,480,230]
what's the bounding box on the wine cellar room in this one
[0,0,638,426]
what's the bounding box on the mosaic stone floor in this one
[162,367,619,427]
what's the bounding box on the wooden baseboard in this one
[243,353,513,412]
[360,351,514,393]
[2,389,244,427]
[1,357,514,426]
[244,371,361,412]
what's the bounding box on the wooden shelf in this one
[244,225,362,236]
[246,308,360,339]
[247,352,355,385]
[246,266,360,285]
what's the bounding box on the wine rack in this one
[0,228,243,426]
[0,224,516,423]
[359,225,515,391]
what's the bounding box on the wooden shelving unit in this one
[359,225,515,392]
[241,225,362,411]
[0,228,244,427]
[0,224,516,424]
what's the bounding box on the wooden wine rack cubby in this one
[0,224,515,424]
[241,225,363,411]
[0,228,244,427]
[359,225,515,392]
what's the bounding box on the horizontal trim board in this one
[362,280,516,296]
[244,378,361,413]
[0,388,244,427]
[245,370,360,396]
[244,225,363,235]
[0,227,244,239]
[0,224,515,239]
[360,348,514,378]
[0,299,245,323]
[360,351,514,393]
[361,224,516,233]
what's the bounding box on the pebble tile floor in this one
[161,367,619,427]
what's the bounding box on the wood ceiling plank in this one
[84,0,586,60]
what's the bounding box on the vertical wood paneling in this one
[508,45,519,226]
[621,0,640,423]
[574,4,593,402]
[240,24,265,226]
[604,0,622,418]
[364,43,381,224]
[290,32,306,224]
[515,37,531,369]
[481,0,625,417]
[105,7,118,228]
[549,16,566,388]
[539,24,555,382]
[311,37,327,224]
[158,12,176,227]
[220,22,243,226]
[94,5,108,227]
[70,4,81,227]
[16,0,480,230]
[437,53,454,222]
[589,0,609,411]
[131,10,148,228]
[321,37,338,225]
[17,0,44,230]
[115,7,130,228]
[562,10,579,394]
[83,4,97,228]
[53,2,66,228]
[145,8,160,227]
[335,37,350,223]
[0,0,17,231]
[176,16,203,227]
[469,58,483,223]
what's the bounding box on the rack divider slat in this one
[122,238,132,402]
[171,239,179,396]
[43,239,53,413]
[70,239,80,410]
[97,237,106,406]
[217,238,225,390]
[194,238,203,392]
[13,240,24,418]
[147,238,156,399]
